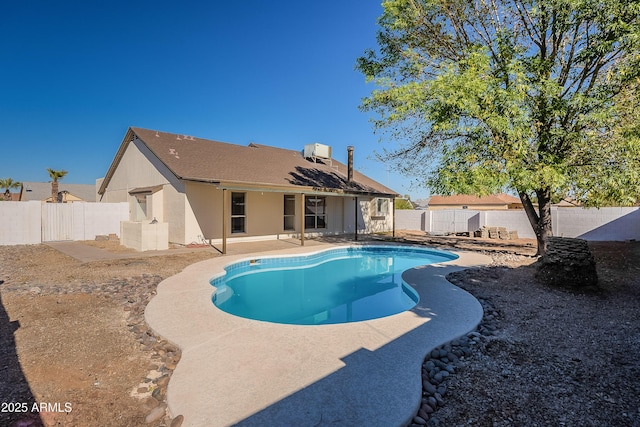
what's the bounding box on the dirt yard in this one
[1,235,639,426]
[0,241,216,427]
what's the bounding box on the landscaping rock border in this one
[408,292,500,427]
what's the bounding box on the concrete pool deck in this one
[145,242,491,427]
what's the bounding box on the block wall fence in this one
[395,207,640,241]
[0,201,128,245]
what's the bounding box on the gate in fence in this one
[41,203,74,241]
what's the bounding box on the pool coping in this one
[145,242,491,427]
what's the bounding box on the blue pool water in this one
[211,245,458,325]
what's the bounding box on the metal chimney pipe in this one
[347,146,354,182]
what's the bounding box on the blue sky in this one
[0,0,428,199]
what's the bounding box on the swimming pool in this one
[211,245,458,325]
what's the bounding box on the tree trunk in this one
[51,181,59,203]
[519,188,553,256]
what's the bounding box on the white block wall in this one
[395,210,425,231]
[0,201,41,245]
[555,207,640,241]
[73,202,129,241]
[483,210,537,239]
[395,207,640,241]
[430,209,480,234]
[0,202,129,246]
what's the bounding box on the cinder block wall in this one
[395,207,640,241]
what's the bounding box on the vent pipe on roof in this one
[347,146,354,182]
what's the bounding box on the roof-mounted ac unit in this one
[304,143,332,161]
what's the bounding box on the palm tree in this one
[46,168,68,203]
[0,177,20,201]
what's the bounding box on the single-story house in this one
[556,198,581,207]
[428,193,522,210]
[19,182,97,203]
[412,199,430,210]
[98,127,398,251]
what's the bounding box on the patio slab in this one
[145,242,491,427]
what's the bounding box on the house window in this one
[376,198,390,215]
[231,192,246,233]
[284,195,295,231]
[305,196,326,229]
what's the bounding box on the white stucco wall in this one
[149,189,164,223]
[100,138,173,203]
[366,197,394,233]
[182,190,355,244]
[121,221,169,251]
[101,137,190,244]
[179,189,393,245]
[184,182,221,245]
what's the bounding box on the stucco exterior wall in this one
[100,138,173,203]
[149,189,164,223]
[245,191,281,236]
[100,137,190,244]
[120,221,169,251]
[343,197,357,234]
[184,182,221,244]
[360,197,394,234]
[178,189,394,244]
[181,189,355,244]
[164,183,188,244]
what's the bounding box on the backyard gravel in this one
[408,243,640,427]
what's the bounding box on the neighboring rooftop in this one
[412,198,430,210]
[428,193,521,206]
[427,193,523,210]
[20,182,96,202]
[99,127,397,197]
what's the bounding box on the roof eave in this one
[182,178,398,198]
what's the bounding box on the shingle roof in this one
[20,182,96,202]
[428,193,521,206]
[99,127,397,197]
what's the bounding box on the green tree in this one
[0,177,20,200]
[357,0,640,255]
[395,198,414,209]
[46,168,68,203]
